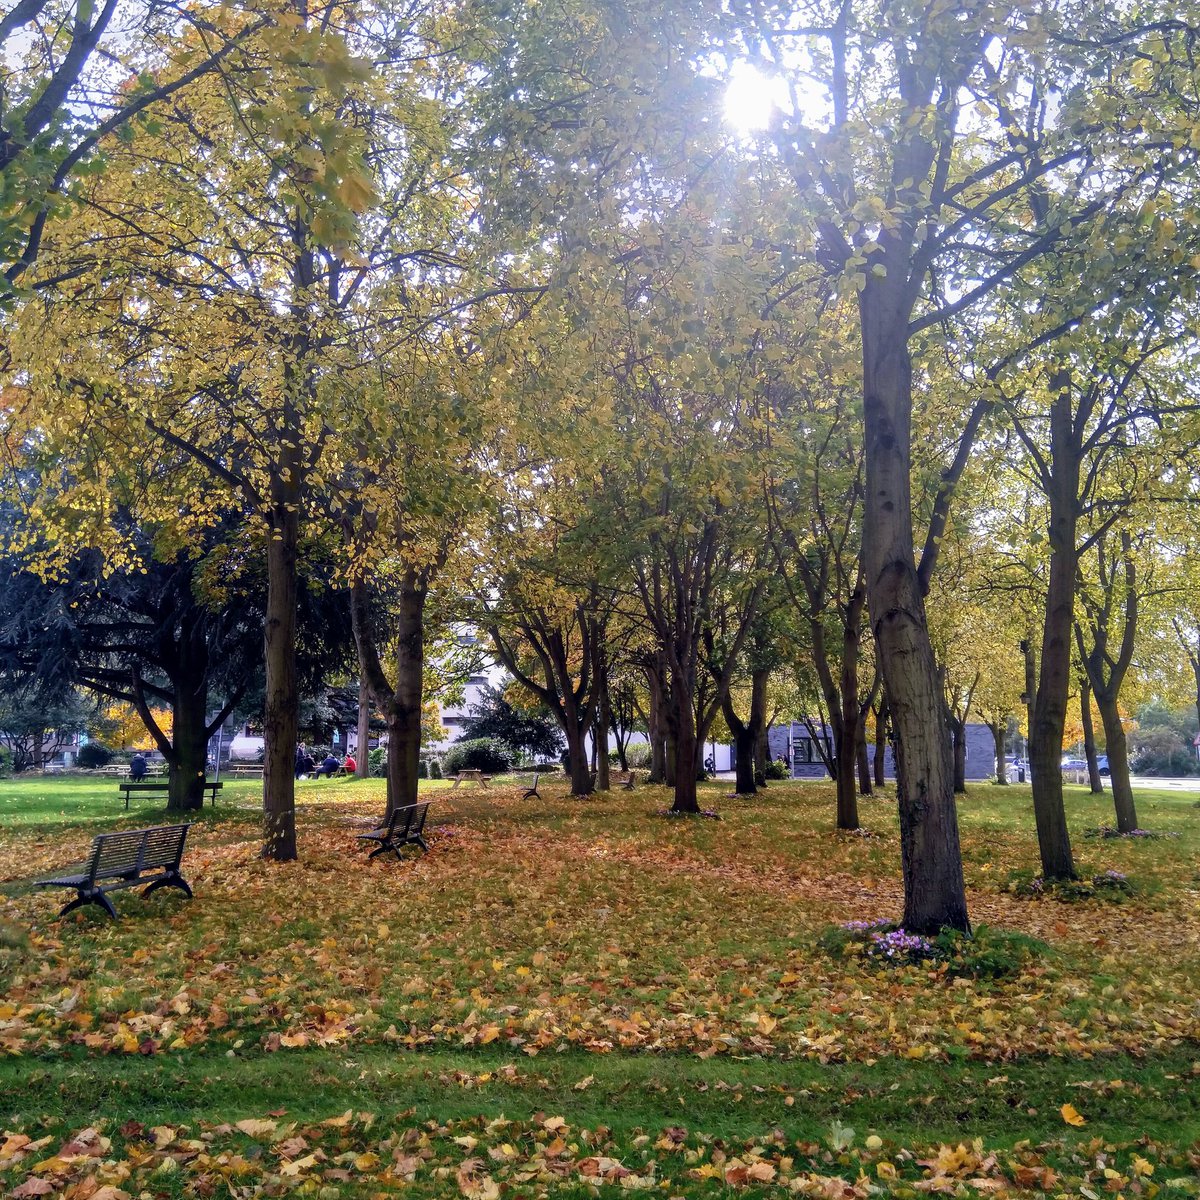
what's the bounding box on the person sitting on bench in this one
[129,752,148,781]
[314,753,341,778]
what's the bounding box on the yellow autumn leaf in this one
[234,1119,278,1139]
[1060,1103,1087,1127]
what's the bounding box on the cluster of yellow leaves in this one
[0,782,1198,1064]
[2,1110,1198,1200]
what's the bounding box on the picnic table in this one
[449,769,490,789]
[118,780,222,809]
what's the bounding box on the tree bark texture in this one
[1080,678,1104,794]
[1029,369,1079,881]
[356,676,371,778]
[860,280,968,933]
[262,498,300,860]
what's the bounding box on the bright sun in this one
[722,62,787,133]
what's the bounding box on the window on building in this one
[792,737,815,764]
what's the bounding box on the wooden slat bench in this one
[34,823,194,920]
[356,803,430,861]
[118,780,222,809]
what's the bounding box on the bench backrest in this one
[140,823,190,871]
[87,830,148,882]
[86,823,191,882]
[391,803,429,837]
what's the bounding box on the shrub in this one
[624,742,653,769]
[1130,725,1200,775]
[368,748,386,778]
[78,742,113,769]
[0,746,11,777]
[764,758,789,780]
[428,758,442,779]
[417,759,428,779]
[442,738,511,775]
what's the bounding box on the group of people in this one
[294,744,357,779]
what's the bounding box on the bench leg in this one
[60,890,119,920]
[368,842,393,860]
[143,873,192,900]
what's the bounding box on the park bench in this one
[615,770,637,790]
[521,773,541,800]
[356,803,430,860]
[34,823,194,920]
[449,769,490,789]
[118,780,222,809]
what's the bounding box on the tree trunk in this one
[754,722,769,785]
[835,724,859,830]
[1095,690,1138,833]
[167,686,209,811]
[874,700,887,787]
[262,496,300,860]
[32,730,44,770]
[951,718,967,794]
[564,720,593,795]
[356,676,370,778]
[732,726,757,794]
[855,723,872,796]
[645,660,666,784]
[671,681,700,813]
[596,658,611,791]
[383,578,426,820]
[1080,678,1103,794]
[991,721,1008,784]
[860,281,969,934]
[1028,369,1079,881]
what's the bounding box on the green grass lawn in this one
[0,773,1197,1198]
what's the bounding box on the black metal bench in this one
[356,803,430,860]
[34,823,194,920]
[521,773,541,800]
[118,780,221,809]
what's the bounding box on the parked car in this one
[1061,756,1087,771]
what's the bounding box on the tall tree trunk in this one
[1029,370,1079,881]
[754,723,769,785]
[1080,678,1103,794]
[670,677,699,813]
[32,730,44,770]
[356,676,370,779]
[645,658,666,784]
[167,684,210,812]
[596,654,611,791]
[732,726,757,794]
[262,507,300,860]
[835,725,859,830]
[564,720,593,795]
[855,723,872,796]
[951,718,967,794]
[723,667,767,796]
[383,578,426,820]
[1095,691,1138,832]
[991,721,1008,784]
[860,284,968,933]
[874,700,888,787]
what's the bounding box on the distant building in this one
[765,720,995,781]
